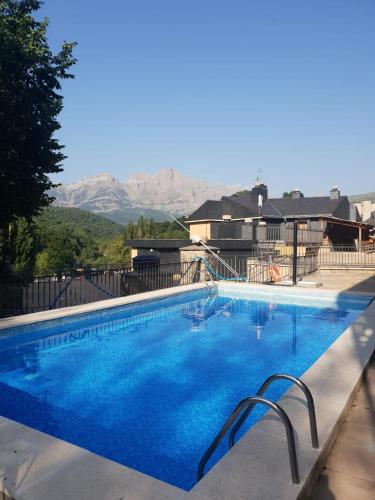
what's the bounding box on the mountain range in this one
[51,168,242,225]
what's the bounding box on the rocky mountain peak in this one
[51,168,243,224]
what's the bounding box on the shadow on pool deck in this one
[308,356,375,499]
[307,269,375,500]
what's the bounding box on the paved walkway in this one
[302,270,375,499]
[309,354,375,499]
[301,269,375,293]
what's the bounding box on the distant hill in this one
[102,207,170,225]
[50,168,242,224]
[348,192,375,203]
[35,206,125,240]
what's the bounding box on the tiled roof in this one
[188,200,225,220]
[262,197,345,217]
[188,194,349,220]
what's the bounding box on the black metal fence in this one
[2,241,374,318]
[215,253,318,284]
[0,261,201,318]
[213,255,249,280]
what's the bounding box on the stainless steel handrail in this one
[197,396,299,484]
[205,280,218,296]
[229,374,318,449]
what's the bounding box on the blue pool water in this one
[0,289,371,490]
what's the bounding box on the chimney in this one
[251,182,268,202]
[330,187,340,200]
[291,188,303,199]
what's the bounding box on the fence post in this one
[293,222,298,285]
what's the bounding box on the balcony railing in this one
[256,226,324,244]
[317,245,375,268]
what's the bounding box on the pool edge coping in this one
[1,281,372,332]
[0,282,207,331]
[0,282,373,499]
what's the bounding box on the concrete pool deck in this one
[301,269,375,293]
[302,270,375,499]
[0,280,374,500]
[309,353,375,500]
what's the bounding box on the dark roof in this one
[262,197,346,217]
[129,239,256,251]
[188,194,349,221]
[229,195,259,213]
[127,239,191,249]
[188,196,259,220]
[180,244,219,251]
[188,200,223,220]
[364,217,375,227]
[222,196,259,218]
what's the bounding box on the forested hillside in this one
[33,207,128,273]
[4,208,190,277]
[36,206,124,240]
[31,209,188,274]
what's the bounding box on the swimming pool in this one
[0,287,372,490]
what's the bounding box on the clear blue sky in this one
[40,0,375,196]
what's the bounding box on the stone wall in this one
[179,246,219,282]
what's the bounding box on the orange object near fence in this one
[269,264,281,283]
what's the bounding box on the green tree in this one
[101,234,130,266]
[128,216,189,240]
[11,218,36,277]
[136,216,146,238]
[149,217,156,237]
[0,0,76,274]
[35,226,78,273]
[126,221,136,239]
[232,189,251,197]
[282,191,293,198]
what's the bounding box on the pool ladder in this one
[197,374,318,485]
[205,280,218,297]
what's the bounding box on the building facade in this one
[128,184,374,265]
